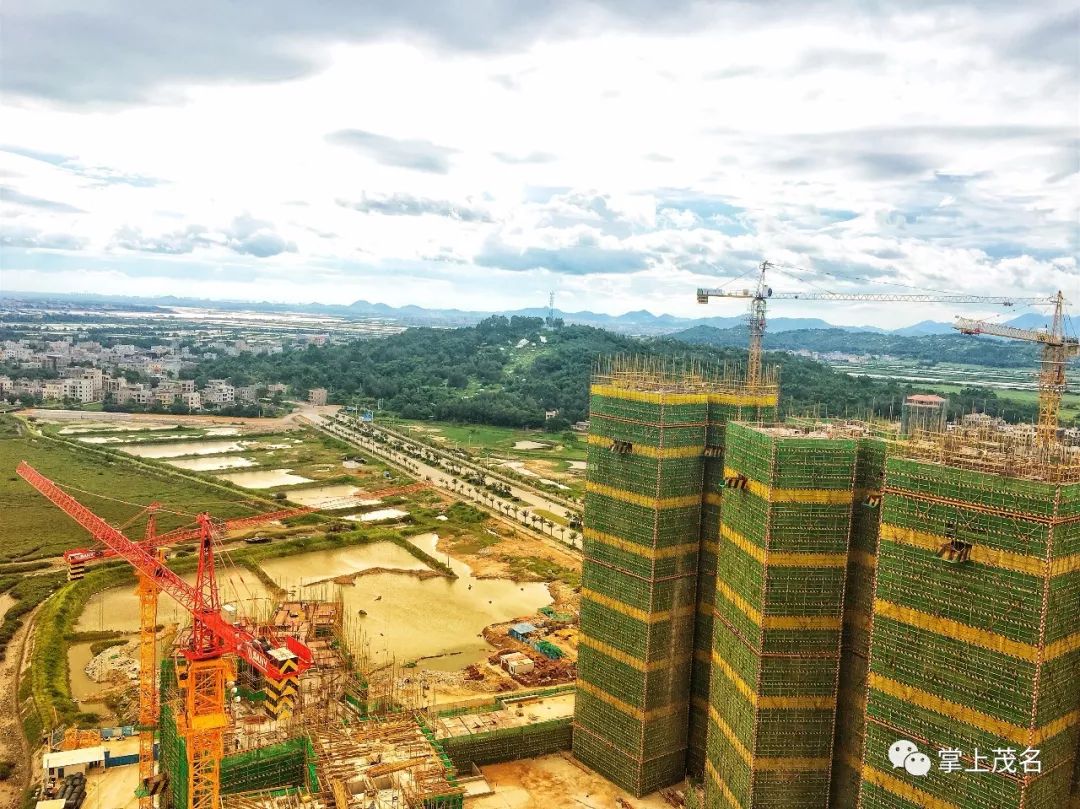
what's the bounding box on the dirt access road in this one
[0,606,37,809]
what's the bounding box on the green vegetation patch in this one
[0,418,270,561]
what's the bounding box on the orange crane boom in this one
[17,461,315,809]
[19,461,312,678]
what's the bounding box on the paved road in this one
[371,421,579,513]
[302,413,582,551]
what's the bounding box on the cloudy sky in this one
[1,1,1077,326]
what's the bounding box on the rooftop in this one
[43,747,106,768]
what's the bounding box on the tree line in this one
[193,315,1048,428]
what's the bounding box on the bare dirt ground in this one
[85,740,140,809]
[26,404,340,431]
[435,527,581,590]
[0,607,37,809]
[474,753,684,809]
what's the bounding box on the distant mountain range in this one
[0,289,1056,337]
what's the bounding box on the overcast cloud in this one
[1,0,1076,326]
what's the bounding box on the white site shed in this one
[43,746,106,779]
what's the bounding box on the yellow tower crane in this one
[955,290,1078,446]
[696,260,1057,387]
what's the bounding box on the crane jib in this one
[15,461,313,679]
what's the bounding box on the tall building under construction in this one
[572,358,777,796]
[703,423,860,808]
[858,432,1079,809]
[575,359,1079,807]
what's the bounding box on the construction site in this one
[570,282,1079,808]
[11,276,1080,809]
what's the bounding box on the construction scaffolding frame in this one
[857,448,1080,809]
[704,423,858,809]
[308,713,464,809]
[574,357,778,796]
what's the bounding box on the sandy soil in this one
[0,606,37,809]
[436,527,580,588]
[26,404,339,431]
[0,594,15,625]
[474,753,684,809]
[517,457,579,483]
[85,742,140,809]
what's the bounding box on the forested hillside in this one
[191,317,1043,428]
[675,325,1040,367]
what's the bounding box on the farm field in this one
[0,417,272,562]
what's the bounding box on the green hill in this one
[193,316,1046,428]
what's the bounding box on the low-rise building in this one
[64,377,95,403]
[203,381,235,405]
[235,385,259,403]
[308,387,328,406]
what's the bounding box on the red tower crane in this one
[17,462,313,809]
[62,506,312,578]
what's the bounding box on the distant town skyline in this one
[2,1,1077,327]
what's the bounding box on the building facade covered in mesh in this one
[858,446,1080,809]
[573,358,777,796]
[703,423,858,808]
[688,389,780,775]
[828,435,888,807]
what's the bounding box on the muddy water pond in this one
[216,468,313,488]
[167,455,255,471]
[75,569,275,634]
[257,544,430,583]
[68,642,111,717]
[59,423,179,435]
[74,540,551,672]
[285,484,364,508]
[278,535,550,671]
[119,440,245,458]
[512,441,551,450]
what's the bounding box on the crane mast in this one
[17,462,313,809]
[696,260,1056,387]
[955,290,1078,446]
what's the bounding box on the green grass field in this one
[394,418,587,460]
[392,417,587,497]
[239,429,394,486]
[835,358,1080,422]
[0,418,271,562]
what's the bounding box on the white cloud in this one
[1,2,1076,326]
